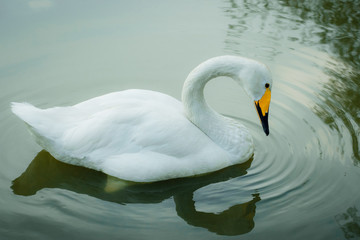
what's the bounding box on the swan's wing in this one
[60,91,231,178]
[56,89,204,158]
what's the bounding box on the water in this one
[1,0,360,239]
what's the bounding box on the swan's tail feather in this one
[11,102,42,126]
[11,102,57,151]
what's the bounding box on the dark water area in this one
[1,0,360,239]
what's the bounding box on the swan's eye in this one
[265,83,270,88]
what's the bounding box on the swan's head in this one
[183,55,272,136]
[237,60,272,136]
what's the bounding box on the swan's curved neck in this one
[182,58,239,121]
[181,56,252,157]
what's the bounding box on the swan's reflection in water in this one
[12,150,260,236]
[175,192,260,235]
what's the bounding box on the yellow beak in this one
[254,88,271,136]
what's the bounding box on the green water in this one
[1,0,360,239]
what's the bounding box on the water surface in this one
[1,0,360,239]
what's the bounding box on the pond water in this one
[1,0,360,239]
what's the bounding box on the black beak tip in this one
[263,126,269,136]
[261,114,269,136]
[263,126,270,136]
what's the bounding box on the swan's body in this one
[11,56,272,182]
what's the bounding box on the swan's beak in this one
[254,88,271,136]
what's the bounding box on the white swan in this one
[11,56,272,182]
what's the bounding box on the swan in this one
[11,56,272,182]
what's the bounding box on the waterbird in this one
[11,56,272,182]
